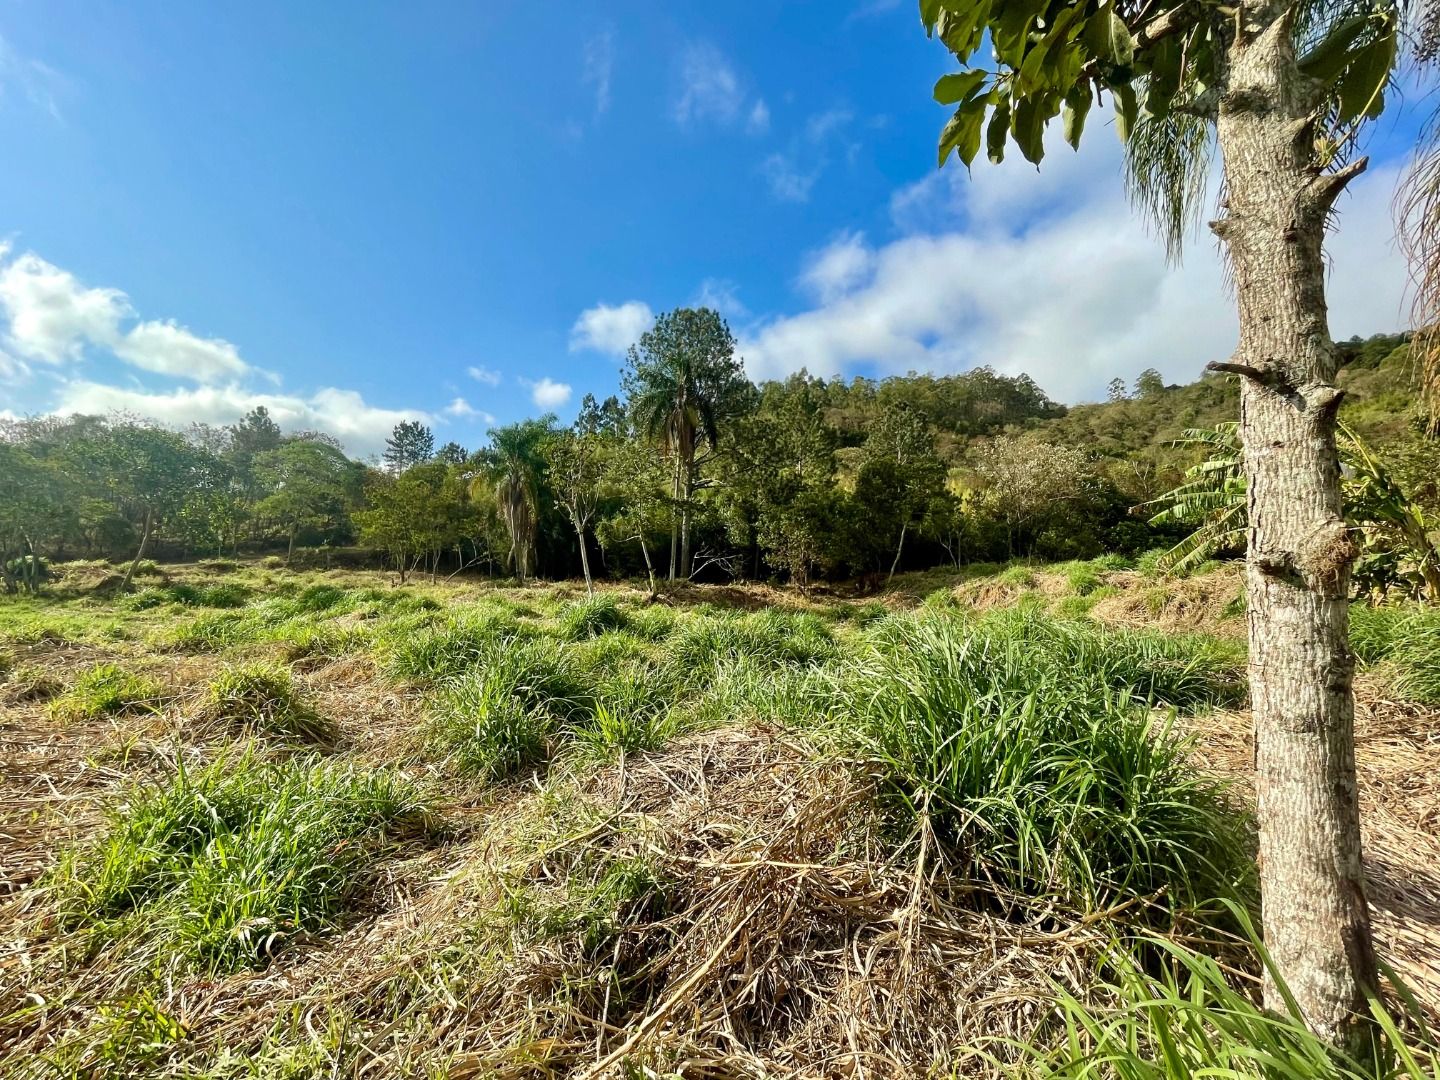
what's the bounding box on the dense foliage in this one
[1,319,1430,592]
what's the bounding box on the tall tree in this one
[855,403,946,582]
[919,0,1402,1047]
[253,440,361,562]
[435,441,469,465]
[475,418,555,582]
[542,430,609,593]
[624,307,753,581]
[383,420,435,472]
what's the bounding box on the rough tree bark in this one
[574,518,594,594]
[1211,0,1377,1050]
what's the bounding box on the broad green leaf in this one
[938,95,989,167]
[986,98,1011,163]
[1011,94,1048,164]
[1112,81,1139,142]
[993,0,1045,67]
[1297,13,1370,83]
[920,0,944,32]
[1335,26,1396,123]
[934,69,988,105]
[1082,5,1134,66]
[1062,85,1092,149]
[1144,37,1182,118]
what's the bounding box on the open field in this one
[3,558,1439,1077]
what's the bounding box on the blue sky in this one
[0,1,1424,457]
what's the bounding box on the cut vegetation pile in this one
[1,559,1438,1077]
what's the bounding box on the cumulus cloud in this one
[527,377,573,409]
[51,380,431,459]
[467,364,502,386]
[741,131,1410,401]
[582,30,614,115]
[0,248,252,382]
[570,299,654,355]
[798,231,874,303]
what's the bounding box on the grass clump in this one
[559,594,629,640]
[669,609,837,675]
[425,638,588,779]
[1350,603,1440,704]
[204,662,334,742]
[51,754,435,973]
[50,663,165,722]
[384,611,530,685]
[1019,914,1440,1079]
[832,614,1253,914]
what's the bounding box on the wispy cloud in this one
[467,364,502,386]
[52,381,432,459]
[760,108,857,203]
[693,278,749,320]
[582,30,615,116]
[672,43,768,136]
[747,99,770,135]
[570,300,654,356]
[0,34,65,121]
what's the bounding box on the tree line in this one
[2,306,1234,595]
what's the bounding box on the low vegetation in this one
[0,559,1436,1076]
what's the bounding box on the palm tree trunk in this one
[668,452,682,582]
[679,455,693,580]
[1212,2,1376,1051]
[120,509,154,592]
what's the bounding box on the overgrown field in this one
[2,558,1438,1077]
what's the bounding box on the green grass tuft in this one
[51,754,435,973]
[205,662,334,742]
[424,638,588,779]
[50,663,165,722]
[559,594,629,640]
[383,611,532,686]
[831,613,1253,915]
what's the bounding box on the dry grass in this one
[2,560,1438,1077]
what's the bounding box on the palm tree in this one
[474,419,553,583]
[624,308,750,581]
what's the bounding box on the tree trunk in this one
[638,537,657,598]
[286,527,296,565]
[679,456,694,580]
[887,521,909,584]
[1213,4,1376,1051]
[667,452,682,582]
[575,519,593,594]
[120,509,154,592]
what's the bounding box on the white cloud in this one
[570,299,654,355]
[527,376,573,409]
[51,381,432,458]
[442,396,496,426]
[467,364,502,386]
[798,231,874,303]
[741,131,1410,402]
[582,30,614,115]
[693,278,749,320]
[0,249,253,383]
[0,252,131,363]
[747,99,770,135]
[761,108,858,203]
[674,43,744,128]
[113,319,249,381]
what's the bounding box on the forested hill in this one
[2,323,1430,590]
